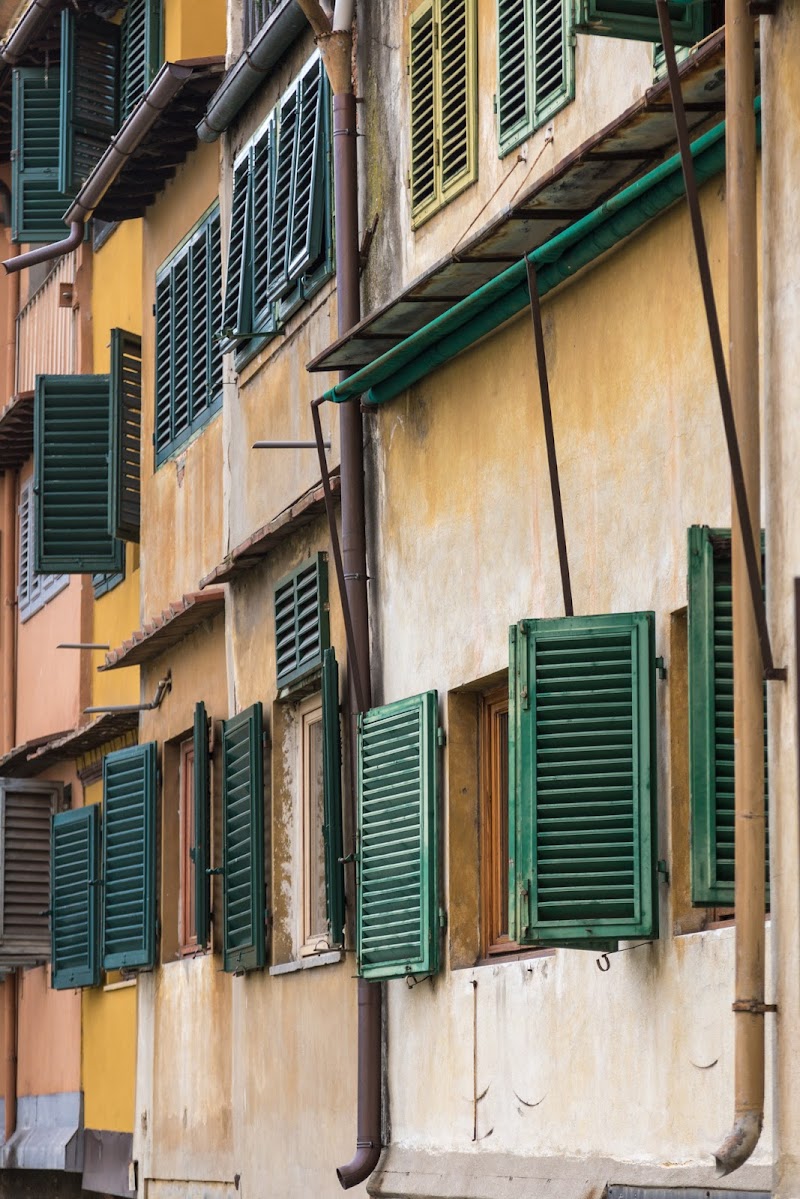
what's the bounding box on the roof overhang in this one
[0,391,33,472]
[101,588,226,671]
[0,711,138,777]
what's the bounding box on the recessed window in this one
[480,685,514,956]
[299,698,327,954]
[179,738,197,952]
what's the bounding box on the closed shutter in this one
[321,649,345,946]
[120,0,163,120]
[0,783,58,966]
[102,743,158,971]
[109,329,142,543]
[59,11,119,195]
[51,805,101,990]
[154,272,172,459]
[357,691,440,980]
[34,374,125,575]
[497,0,531,151]
[193,701,211,948]
[688,526,769,906]
[575,0,707,45]
[497,0,572,155]
[438,0,475,201]
[221,704,265,973]
[274,553,330,689]
[509,611,658,946]
[17,481,37,618]
[11,69,66,245]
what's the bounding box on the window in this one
[92,565,126,599]
[409,0,477,226]
[179,739,197,951]
[102,743,158,971]
[687,526,769,907]
[0,781,61,968]
[222,53,333,366]
[508,612,658,949]
[480,685,513,955]
[356,690,441,980]
[298,698,327,953]
[18,480,68,621]
[274,553,330,691]
[497,0,574,157]
[155,206,223,465]
[221,704,265,973]
[51,804,101,990]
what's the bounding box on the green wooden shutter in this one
[438,0,476,202]
[193,701,211,948]
[154,271,172,460]
[221,704,265,973]
[688,526,769,906]
[222,152,253,350]
[51,806,101,990]
[59,11,120,196]
[34,374,125,575]
[250,118,275,328]
[170,248,191,446]
[322,649,345,946]
[274,554,330,689]
[410,1,437,221]
[356,690,440,980]
[576,0,706,45]
[121,0,163,120]
[509,611,658,947]
[286,57,327,283]
[109,328,142,543]
[11,69,66,245]
[102,743,157,971]
[267,86,298,300]
[497,0,531,152]
[532,0,572,126]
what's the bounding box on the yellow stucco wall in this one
[164,0,226,63]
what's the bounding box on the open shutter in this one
[251,119,275,329]
[34,374,125,575]
[410,0,437,221]
[51,805,100,990]
[438,0,477,202]
[286,57,327,282]
[222,152,252,350]
[109,329,142,543]
[575,0,707,45]
[193,702,211,948]
[11,69,65,244]
[17,482,35,618]
[509,611,658,947]
[121,0,163,120]
[532,0,572,126]
[274,554,330,689]
[688,526,769,906]
[321,649,345,946]
[0,783,57,966]
[59,10,119,195]
[267,86,298,300]
[154,272,172,461]
[356,691,440,980]
[102,743,157,971]
[221,704,265,973]
[189,210,223,421]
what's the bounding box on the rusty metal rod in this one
[656,0,784,683]
[525,258,573,617]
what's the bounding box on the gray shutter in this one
[0,782,59,966]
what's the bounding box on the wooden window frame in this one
[480,685,517,957]
[178,737,197,954]
[298,696,327,956]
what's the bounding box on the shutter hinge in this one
[655,656,667,680]
[438,906,447,930]
[657,859,669,883]
[152,302,156,316]
[437,727,446,747]
[493,94,497,114]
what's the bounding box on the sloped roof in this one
[0,391,33,472]
[100,588,226,671]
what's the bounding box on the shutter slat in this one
[121,0,162,120]
[193,701,211,948]
[102,743,157,970]
[410,2,437,217]
[222,704,265,973]
[274,555,329,689]
[52,805,100,988]
[109,328,142,543]
[59,11,120,195]
[11,69,66,244]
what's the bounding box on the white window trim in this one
[18,479,68,623]
[297,694,328,957]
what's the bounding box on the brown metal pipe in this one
[1,239,18,757]
[4,971,17,1143]
[3,221,84,275]
[336,983,381,1189]
[713,0,765,1177]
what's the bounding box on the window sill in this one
[269,950,342,976]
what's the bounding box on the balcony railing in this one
[243,0,283,44]
[15,253,78,394]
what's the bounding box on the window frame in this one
[480,684,516,957]
[18,478,69,623]
[297,695,328,956]
[178,737,198,953]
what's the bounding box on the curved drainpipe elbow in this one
[713,1110,763,1177]
[3,221,84,274]
[336,1142,381,1191]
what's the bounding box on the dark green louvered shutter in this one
[102,743,157,971]
[120,0,163,120]
[51,806,101,990]
[274,554,330,689]
[222,704,265,973]
[34,374,125,574]
[193,701,211,948]
[285,57,327,284]
[322,649,345,946]
[267,86,298,301]
[688,526,769,906]
[222,153,253,350]
[11,69,65,244]
[109,329,142,543]
[509,612,658,947]
[59,11,120,195]
[497,0,573,156]
[576,0,706,44]
[250,117,275,329]
[356,691,440,980]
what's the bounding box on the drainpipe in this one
[3,971,16,1144]
[1,240,18,757]
[295,0,381,1188]
[0,0,61,64]
[713,0,764,1177]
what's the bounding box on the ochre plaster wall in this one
[164,0,226,62]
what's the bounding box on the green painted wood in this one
[11,69,66,244]
[34,374,125,575]
[510,611,657,946]
[109,329,142,543]
[193,701,211,948]
[497,0,573,156]
[59,10,119,195]
[410,0,436,219]
[121,0,163,120]
[221,704,265,973]
[286,57,326,281]
[688,526,769,906]
[321,648,345,947]
[274,553,330,689]
[356,691,440,980]
[576,0,707,45]
[102,743,157,971]
[221,153,253,351]
[51,805,101,990]
[250,116,274,326]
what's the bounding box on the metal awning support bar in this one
[84,674,172,715]
[311,397,367,716]
[656,0,784,683]
[525,258,573,618]
[253,440,331,449]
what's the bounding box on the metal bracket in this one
[732,999,777,1014]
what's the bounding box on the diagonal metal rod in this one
[656,0,785,682]
[311,397,367,715]
[525,257,573,617]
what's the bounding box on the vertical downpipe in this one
[2,242,19,757]
[713,0,765,1176]
[4,973,16,1144]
